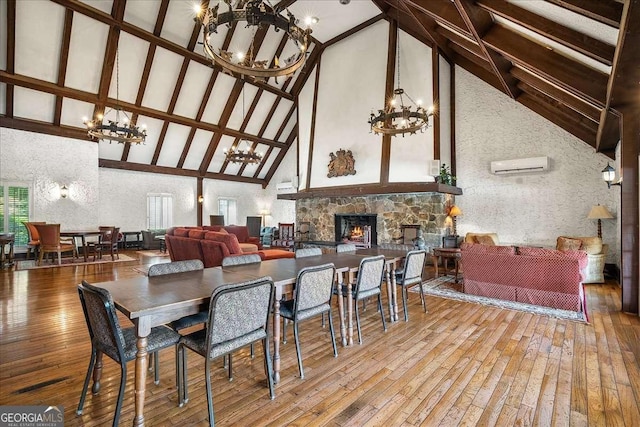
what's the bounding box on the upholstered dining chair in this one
[22,221,45,260]
[335,255,387,344]
[76,281,180,427]
[395,249,428,321]
[336,243,357,253]
[33,223,77,265]
[176,277,275,426]
[295,247,322,258]
[221,253,262,267]
[280,263,338,379]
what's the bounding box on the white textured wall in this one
[455,68,619,263]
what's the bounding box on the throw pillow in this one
[476,235,495,246]
[174,228,190,237]
[556,236,583,252]
[575,237,602,255]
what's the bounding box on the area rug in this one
[136,250,170,257]
[15,254,136,270]
[411,276,588,324]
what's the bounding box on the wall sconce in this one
[602,163,621,188]
[198,195,204,204]
[59,184,69,199]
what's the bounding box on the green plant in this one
[439,164,456,185]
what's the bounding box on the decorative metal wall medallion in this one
[328,149,356,178]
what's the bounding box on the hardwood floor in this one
[1,252,639,426]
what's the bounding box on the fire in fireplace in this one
[335,214,377,247]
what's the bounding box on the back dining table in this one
[93,249,409,426]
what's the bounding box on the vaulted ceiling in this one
[1,0,638,187]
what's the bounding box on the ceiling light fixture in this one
[83,47,146,144]
[369,5,434,137]
[223,84,264,164]
[195,0,314,81]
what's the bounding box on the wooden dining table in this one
[60,230,103,262]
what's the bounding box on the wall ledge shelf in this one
[277,182,462,200]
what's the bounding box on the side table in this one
[122,231,142,249]
[432,247,462,283]
[0,233,16,269]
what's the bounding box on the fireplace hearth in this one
[335,214,377,247]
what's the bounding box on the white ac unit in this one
[490,156,550,175]
[276,181,296,193]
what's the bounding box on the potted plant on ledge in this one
[437,164,456,186]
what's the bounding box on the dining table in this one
[60,230,103,262]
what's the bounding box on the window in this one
[218,198,237,226]
[0,183,31,247]
[147,193,173,229]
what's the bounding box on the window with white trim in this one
[0,182,31,247]
[218,197,237,226]
[147,193,173,229]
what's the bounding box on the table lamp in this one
[448,205,462,236]
[587,204,613,238]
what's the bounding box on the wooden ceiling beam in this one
[50,0,293,101]
[436,26,484,59]
[453,55,505,93]
[453,0,519,99]
[477,0,614,66]
[399,1,455,61]
[53,9,73,126]
[291,43,323,98]
[1,116,92,141]
[405,0,471,38]
[262,124,298,187]
[482,23,608,107]
[449,43,493,73]
[597,0,640,153]
[4,0,15,118]
[545,0,622,29]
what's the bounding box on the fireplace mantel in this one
[278,182,462,200]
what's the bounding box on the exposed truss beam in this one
[405,0,473,39]
[397,1,455,62]
[545,0,623,29]
[5,0,15,118]
[54,9,73,126]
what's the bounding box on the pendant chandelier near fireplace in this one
[83,47,146,144]
[369,6,434,137]
[195,0,314,81]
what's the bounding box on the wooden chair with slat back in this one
[97,227,120,261]
[33,223,76,265]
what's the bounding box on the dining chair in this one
[295,247,322,258]
[335,255,387,344]
[98,226,120,260]
[22,221,45,260]
[280,263,338,379]
[395,249,428,321]
[336,243,357,253]
[33,223,77,265]
[177,277,275,426]
[221,253,262,266]
[271,223,295,249]
[76,281,181,427]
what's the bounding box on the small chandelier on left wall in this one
[83,46,147,144]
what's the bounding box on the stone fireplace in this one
[335,214,377,246]
[295,192,455,249]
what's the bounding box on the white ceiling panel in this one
[161,0,199,48]
[66,14,109,94]
[208,135,236,173]
[262,99,293,140]
[141,47,183,111]
[124,0,162,33]
[245,91,277,135]
[60,98,95,128]
[288,0,380,43]
[13,87,55,123]
[156,123,191,167]
[183,129,214,170]
[173,61,214,119]
[281,108,297,140]
[125,115,164,164]
[15,1,65,83]
[200,73,236,125]
[108,33,151,103]
[79,0,113,15]
[227,84,259,131]
[257,147,280,179]
[0,0,7,70]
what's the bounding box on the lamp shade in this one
[587,205,613,219]
[449,205,462,217]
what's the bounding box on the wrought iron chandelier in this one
[83,47,146,144]
[224,85,263,164]
[369,8,434,137]
[195,0,313,81]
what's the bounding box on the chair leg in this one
[378,294,387,332]
[228,353,233,381]
[327,309,338,357]
[420,281,427,313]
[262,338,275,400]
[37,250,44,266]
[76,349,97,415]
[250,343,255,359]
[354,300,362,345]
[56,250,62,265]
[293,321,304,379]
[402,286,409,322]
[204,359,216,427]
[113,363,127,427]
[153,351,160,385]
[282,318,288,344]
[181,347,189,405]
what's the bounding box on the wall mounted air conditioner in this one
[276,181,296,193]
[490,156,550,175]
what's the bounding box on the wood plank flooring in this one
[1,252,639,426]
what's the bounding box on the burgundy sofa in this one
[460,243,589,319]
[165,227,293,268]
